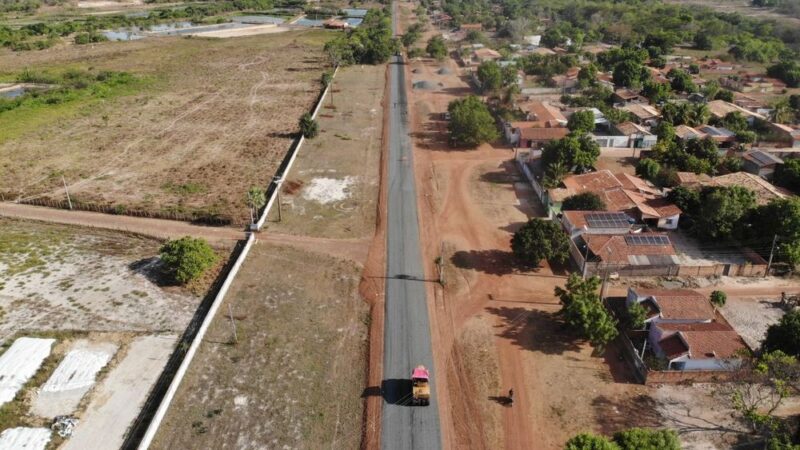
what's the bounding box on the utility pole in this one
[62,176,73,210]
[766,234,779,278]
[228,303,238,344]
[273,176,284,222]
[438,242,445,285]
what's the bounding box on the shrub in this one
[299,113,319,138]
[159,236,218,284]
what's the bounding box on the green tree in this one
[653,121,676,143]
[511,218,570,266]
[613,60,649,89]
[613,428,681,450]
[299,112,319,138]
[567,110,595,134]
[477,61,503,92]
[693,186,756,240]
[775,159,800,193]
[246,186,266,224]
[667,185,701,213]
[625,301,647,330]
[447,95,499,147]
[426,35,448,60]
[750,197,800,266]
[710,290,727,309]
[636,158,661,181]
[668,68,697,94]
[577,64,597,88]
[542,27,566,48]
[694,32,713,50]
[542,135,600,175]
[641,80,671,104]
[555,274,618,349]
[562,192,606,211]
[159,236,219,284]
[564,433,620,450]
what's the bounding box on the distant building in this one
[742,150,783,180]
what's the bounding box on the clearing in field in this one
[0,29,332,225]
[150,242,368,450]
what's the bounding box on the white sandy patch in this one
[32,341,117,417]
[63,335,176,450]
[0,427,51,450]
[189,24,290,38]
[0,241,199,340]
[0,337,55,406]
[302,176,357,204]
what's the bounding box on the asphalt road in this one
[380,4,442,449]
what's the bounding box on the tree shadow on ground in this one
[484,305,584,355]
[451,249,517,275]
[651,392,750,445]
[128,257,175,287]
[591,394,663,436]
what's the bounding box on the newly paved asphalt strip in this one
[380,3,442,449]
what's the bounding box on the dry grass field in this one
[0,29,333,225]
[150,241,369,450]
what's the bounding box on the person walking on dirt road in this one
[508,388,514,405]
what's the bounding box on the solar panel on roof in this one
[624,235,670,246]
[585,212,631,229]
[750,151,778,166]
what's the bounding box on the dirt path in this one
[0,202,245,244]
[258,232,371,264]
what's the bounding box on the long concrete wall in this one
[132,67,339,450]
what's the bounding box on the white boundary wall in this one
[137,67,339,449]
[254,66,338,230]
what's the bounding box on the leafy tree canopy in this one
[562,192,606,211]
[160,236,218,284]
[511,218,570,266]
[447,95,499,147]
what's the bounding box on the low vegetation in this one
[564,428,680,450]
[159,237,218,284]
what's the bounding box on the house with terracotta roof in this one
[516,126,569,149]
[697,125,736,146]
[622,103,661,126]
[720,74,786,94]
[675,171,711,187]
[596,121,657,149]
[705,172,789,206]
[626,287,748,371]
[742,150,783,179]
[707,100,766,123]
[674,125,707,141]
[733,93,772,117]
[764,123,800,148]
[560,211,634,238]
[547,170,681,229]
[612,88,645,105]
[576,233,679,269]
